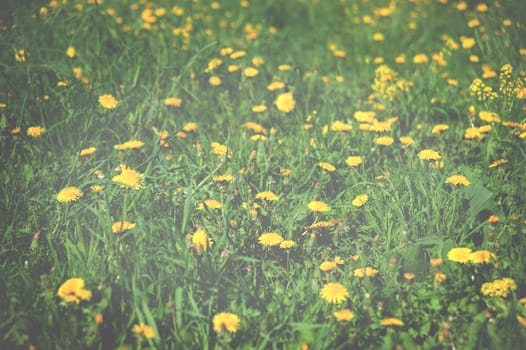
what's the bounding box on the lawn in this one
[1,0,526,349]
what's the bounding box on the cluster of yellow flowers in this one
[498,64,525,99]
[470,64,525,102]
[371,65,410,102]
[469,79,498,101]
[480,277,517,297]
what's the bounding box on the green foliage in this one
[1,0,526,349]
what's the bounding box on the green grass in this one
[1,0,526,349]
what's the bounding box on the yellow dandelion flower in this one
[517,316,526,328]
[112,167,144,190]
[320,282,349,304]
[183,122,198,132]
[80,147,96,156]
[243,67,259,77]
[90,185,104,193]
[445,175,471,186]
[211,142,228,156]
[447,247,472,263]
[132,323,155,339]
[192,229,209,255]
[345,156,363,167]
[375,136,394,146]
[352,194,368,207]
[57,278,92,304]
[418,149,441,161]
[255,191,279,201]
[354,267,378,278]
[279,240,296,249]
[209,76,222,86]
[460,36,476,49]
[373,32,384,41]
[112,221,136,234]
[98,94,118,109]
[468,250,496,264]
[413,54,428,64]
[334,256,344,265]
[432,124,449,134]
[278,64,291,71]
[333,50,346,58]
[244,122,267,134]
[399,136,414,147]
[330,120,352,132]
[464,127,485,140]
[333,309,354,322]
[114,140,144,150]
[307,220,338,229]
[320,261,337,272]
[203,199,223,209]
[319,162,336,172]
[258,232,284,247]
[267,81,285,91]
[66,46,76,58]
[252,134,266,142]
[275,92,296,113]
[213,312,240,333]
[380,318,404,326]
[251,104,267,113]
[214,174,235,182]
[230,50,246,59]
[57,186,83,203]
[308,200,331,212]
[488,159,508,168]
[27,126,45,137]
[164,97,182,106]
[479,111,500,123]
[353,111,377,123]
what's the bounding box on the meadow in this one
[1,0,526,348]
